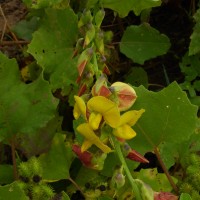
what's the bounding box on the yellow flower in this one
[113,109,145,140]
[76,123,112,153]
[87,96,120,130]
[73,96,86,120]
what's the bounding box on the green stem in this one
[112,136,142,200]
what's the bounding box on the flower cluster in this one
[73,76,145,155]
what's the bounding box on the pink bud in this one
[78,84,87,96]
[92,75,111,97]
[72,144,93,168]
[154,192,178,200]
[111,82,137,111]
[127,149,149,163]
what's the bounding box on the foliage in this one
[0,0,200,199]
[120,24,170,64]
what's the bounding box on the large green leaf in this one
[101,0,161,17]
[129,82,198,166]
[0,182,28,200]
[120,24,170,64]
[22,0,68,9]
[39,133,74,181]
[28,8,78,95]
[16,116,62,157]
[189,8,200,55]
[0,53,58,141]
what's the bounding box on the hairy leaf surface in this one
[129,82,198,165]
[28,8,78,95]
[120,24,170,64]
[101,0,161,17]
[0,53,58,141]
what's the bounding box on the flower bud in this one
[72,144,93,168]
[92,75,111,97]
[111,82,137,111]
[111,167,125,189]
[154,192,178,200]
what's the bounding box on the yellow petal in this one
[87,96,120,128]
[89,112,102,130]
[81,140,93,152]
[120,109,145,126]
[74,96,86,119]
[77,123,112,153]
[113,124,136,140]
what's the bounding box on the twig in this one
[68,177,85,197]
[0,40,29,45]
[0,5,23,50]
[10,136,18,180]
[154,147,179,194]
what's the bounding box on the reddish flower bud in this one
[72,144,93,168]
[123,143,149,163]
[154,192,178,200]
[92,75,111,97]
[111,82,137,111]
[78,84,87,96]
[102,64,111,75]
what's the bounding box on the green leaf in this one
[28,8,78,95]
[129,82,198,162]
[12,17,40,40]
[22,0,68,9]
[180,53,200,82]
[180,193,192,200]
[0,53,58,140]
[120,24,170,64]
[39,133,74,181]
[16,116,62,157]
[136,168,177,192]
[0,165,14,185]
[189,8,200,55]
[0,182,28,200]
[62,191,70,200]
[101,0,161,17]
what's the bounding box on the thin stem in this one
[154,147,179,194]
[10,136,18,180]
[137,124,179,194]
[0,40,29,45]
[112,136,142,200]
[68,177,85,197]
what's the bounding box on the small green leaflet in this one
[189,8,200,55]
[101,0,161,17]
[120,24,170,64]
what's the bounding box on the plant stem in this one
[10,136,18,180]
[154,147,179,194]
[112,136,142,200]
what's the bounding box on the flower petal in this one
[73,95,86,119]
[87,96,120,128]
[120,109,145,126]
[113,124,136,140]
[89,112,102,130]
[81,140,93,152]
[77,123,112,153]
